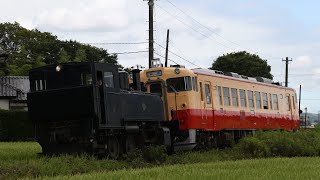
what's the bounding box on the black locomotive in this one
[27,62,171,158]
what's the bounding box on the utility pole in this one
[165,29,170,67]
[282,57,292,87]
[299,85,301,117]
[305,107,307,128]
[146,0,155,68]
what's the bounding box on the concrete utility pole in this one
[146,0,155,68]
[282,57,292,87]
[165,29,170,67]
[305,107,307,128]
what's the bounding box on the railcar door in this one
[199,81,206,127]
[204,81,213,128]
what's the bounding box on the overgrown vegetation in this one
[0,110,32,141]
[234,128,320,158]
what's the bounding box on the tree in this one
[0,22,118,76]
[210,51,273,79]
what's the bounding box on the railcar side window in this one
[192,77,198,92]
[262,93,268,109]
[104,72,114,88]
[286,96,290,111]
[292,95,296,109]
[167,76,192,92]
[255,92,261,109]
[200,82,203,101]
[240,89,247,107]
[223,87,230,106]
[273,94,279,110]
[248,91,254,108]
[269,93,273,110]
[231,88,238,107]
[205,84,211,104]
[217,86,223,105]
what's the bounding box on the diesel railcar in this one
[27,62,170,158]
[140,66,300,150]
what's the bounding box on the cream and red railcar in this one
[140,66,300,149]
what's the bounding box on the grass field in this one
[1,142,320,179]
[44,157,320,180]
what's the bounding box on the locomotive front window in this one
[166,76,192,93]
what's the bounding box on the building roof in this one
[0,76,29,101]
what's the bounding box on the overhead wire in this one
[155,42,202,68]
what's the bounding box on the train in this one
[27,62,299,158]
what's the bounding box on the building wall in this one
[0,99,9,110]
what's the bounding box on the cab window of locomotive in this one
[205,84,211,104]
[231,88,238,107]
[217,86,223,105]
[166,76,192,92]
[104,72,114,88]
[81,73,92,85]
[273,94,279,110]
[150,83,162,97]
[255,92,261,109]
[248,90,254,108]
[240,89,246,107]
[262,93,268,109]
[223,87,230,106]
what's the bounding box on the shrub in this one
[235,136,270,158]
[0,110,33,141]
[142,145,168,164]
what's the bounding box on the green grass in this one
[42,157,320,180]
[1,141,320,179]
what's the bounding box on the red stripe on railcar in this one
[176,109,300,131]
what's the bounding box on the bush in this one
[235,136,270,158]
[0,110,33,141]
[234,129,320,158]
[143,145,168,164]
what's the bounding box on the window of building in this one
[231,88,238,107]
[223,87,230,106]
[205,84,211,104]
[104,72,114,88]
[273,94,279,110]
[240,89,247,107]
[167,76,192,92]
[217,86,223,105]
[262,93,268,109]
[248,90,254,108]
[255,92,261,109]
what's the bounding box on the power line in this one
[15,41,148,45]
[111,50,149,55]
[155,42,202,68]
[154,51,179,65]
[156,4,236,51]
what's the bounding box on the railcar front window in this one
[150,83,162,96]
[167,76,192,92]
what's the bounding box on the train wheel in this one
[125,135,136,153]
[108,136,120,159]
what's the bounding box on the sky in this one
[1,0,320,113]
